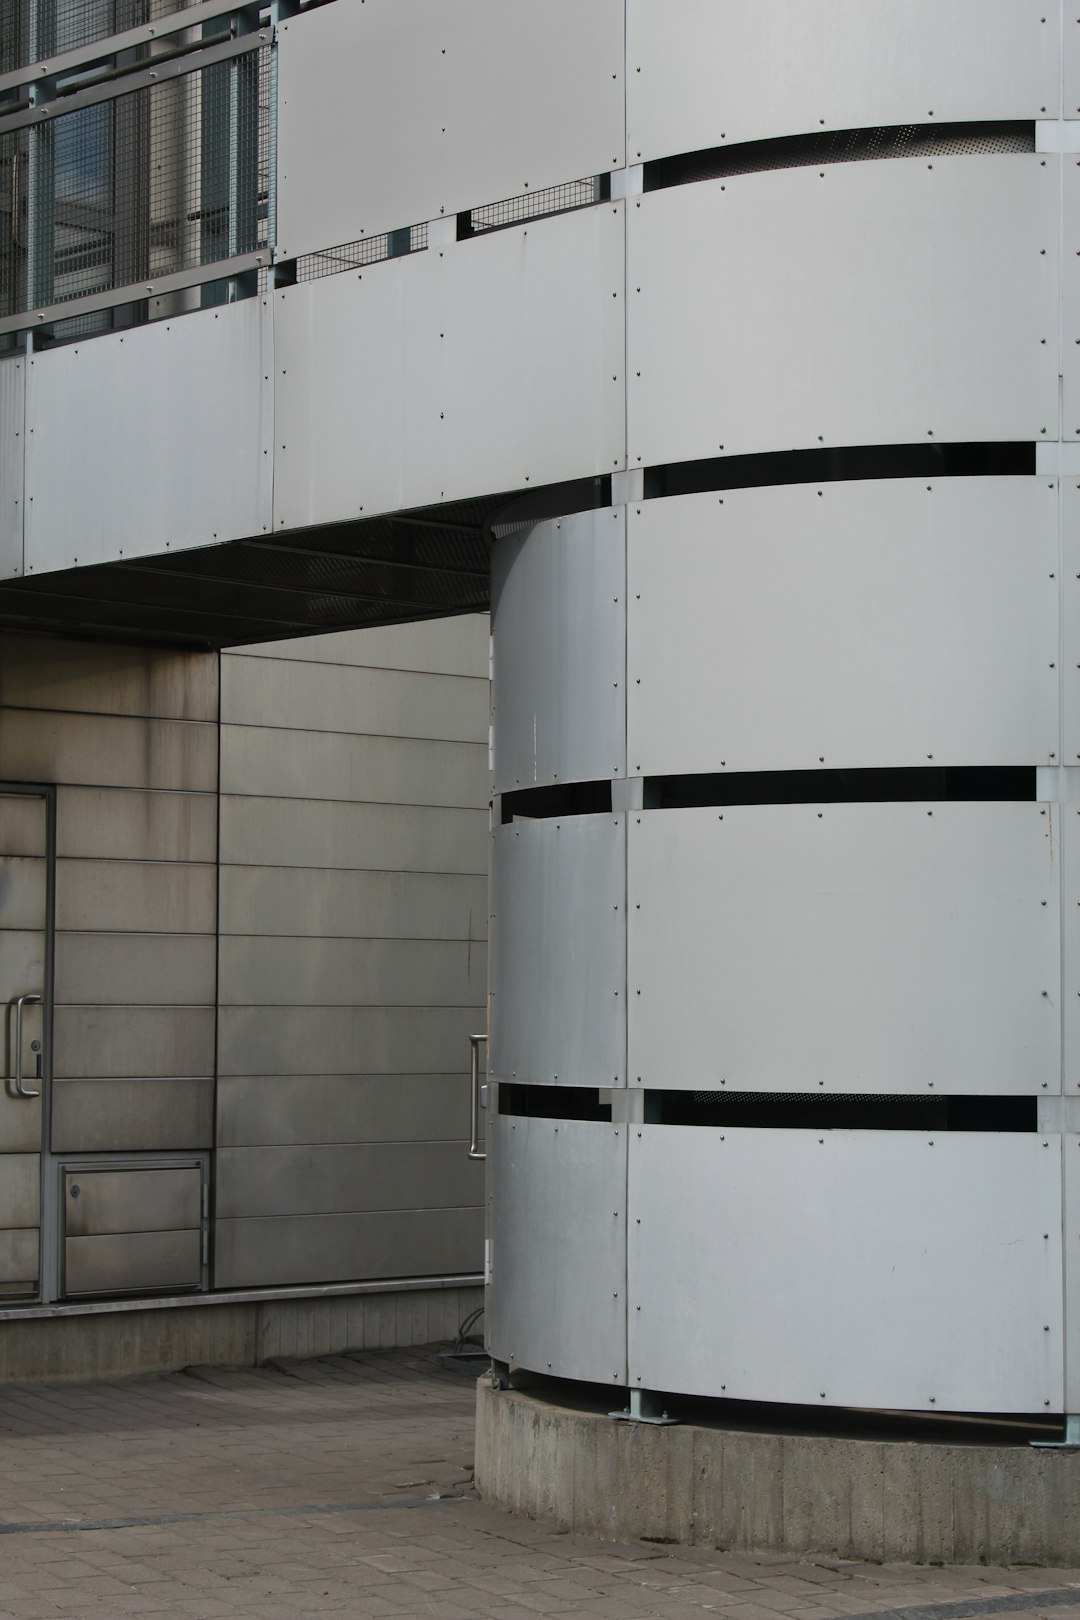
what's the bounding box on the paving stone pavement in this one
[0,1345,1076,1620]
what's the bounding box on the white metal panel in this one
[488,1115,626,1385]
[628,1127,1063,1413]
[1064,482,1080,768]
[627,0,1057,164]
[276,0,624,260]
[1063,808,1080,1099]
[24,300,271,571]
[1064,160,1080,439]
[492,508,626,792]
[627,158,1059,466]
[0,357,24,580]
[1067,13,1080,119]
[627,480,1058,775]
[627,804,1059,1094]
[1067,1136,1080,1412]
[490,815,625,1087]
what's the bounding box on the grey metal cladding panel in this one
[488,1116,626,1385]
[1067,1137,1080,1410]
[0,1156,40,1228]
[216,1074,470,1148]
[0,711,217,791]
[1062,809,1080,1101]
[492,509,626,793]
[56,861,216,934]
[0,1089,41,1154]
[275,0,623,259]
[0,858,46,929]
[219,937,484,1009]
[56,788,217,863]
[490,816,626,1087]
[213,1206,484,1289]
[628,1128,1063,1414]
[53,1007,215,1079]
[220,726,488,808]
[0,794,45,856]
[0,1228,38,1286]
[51,1078,214,1153]
[0,356,24,582]
[215,1143,483,1219]
[55,934,216,1006]
[628,804,1059,1095]
[219,798,488,875]
[227,615,490,677]
[0,639,218,722]
[1066,164,1080,440]
[0,931,45,991]
[1067,13,1080,118]
[65,1229,201,1296]
[64,1167,201,1238]
[627,480,1059,776]
[218,866,487,941]
[627,0,1057,163]
[218,1005,482,1078]
[220,654,488,742]
[24,299,271,571]
[627,158,1059,466]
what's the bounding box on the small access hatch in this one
[62,1162,205,1298]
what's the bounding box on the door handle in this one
[12,993,42,1099]
[468,1033,487,1161]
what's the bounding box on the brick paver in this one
[0,1347,1075,1620]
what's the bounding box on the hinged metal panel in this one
[627,480,1058,775]
[1066,1136,1080,1411]
[276,0,624,260]
[627,0,1058,164]
[490,815,626,1088]
[24,299,272,571]
[492,508,626,792]
[63,1166,201,1238]
[0,358,24,581]
[627,158,1059,466]
[627,804,1060,1094]
[628,1127,1064,1413]
[488,1115,627,1384]
[64,1230,201,1296]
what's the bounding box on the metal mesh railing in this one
[295,221,428,283]
[467,178,599,234]
[1,0,188,74]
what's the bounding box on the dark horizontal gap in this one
[650,766,1036,810]
[651,1091,1037,1133]
[500,781,612,824]
[644,441,1035,500]
[497,1084,612,1123]
[643,120,1035,191]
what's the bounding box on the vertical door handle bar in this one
[468,1033,487,1161]
[12,993,41,1098]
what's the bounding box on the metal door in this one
[0,785,53,1301]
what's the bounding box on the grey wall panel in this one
[53,1007,215,1080]
[56,788,217,864]
[627,158,1058,466]
[218,1006,481,1078]
[0,639,218,722]
[0,1089,41,1154]
[627,480,1059,775]
[490,816,625,1087]
[228,615,489,677]
[628,805,1059,1095]
[0,711,217,791]
[56,861,216,934]
[220,726,488,807]
[64,1167,201,1238]
[214,1207,484,1289]
[1063,809,1080,1101]
[215,1143,483,1219]
[0,356,24,582]
[1064,484,1080,769]
[273,204,626,529]
[492,509,626,792]
[221,653,487,743]
[24,300,271,571]
[65,1230,201,1296]
[1067,12,1080,118]
[218,867,487,941]
[216,1074,470,1148]
[1065,163,1080,438]
[218,937,483,1009]
[628,1127,1063,1414]
[627,1,1057,164]
[55,934,216,1006]
[0,795,46,856]
[51,1078,214,1153]
[0,1228,38,1286]
[488,1117,626,1385]
[276,0,623,259]
[0,930,45,992]
[1067,1136,1080,1412]
[0,858,46,930]
[219,798,487,875]
[0,1156,40,1228]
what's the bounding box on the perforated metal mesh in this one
[295,221,428,284]
[467,177,599,233]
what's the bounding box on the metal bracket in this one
[1031,1414,1080,1449]
[610,1388,679,1425]
[490,1359,512,1391]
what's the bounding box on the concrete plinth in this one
[475,1381,1080,1566]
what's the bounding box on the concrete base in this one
[0,1282,482,1385]
[475,1381,1080,1566]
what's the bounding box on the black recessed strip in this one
[643,442,1035,500]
